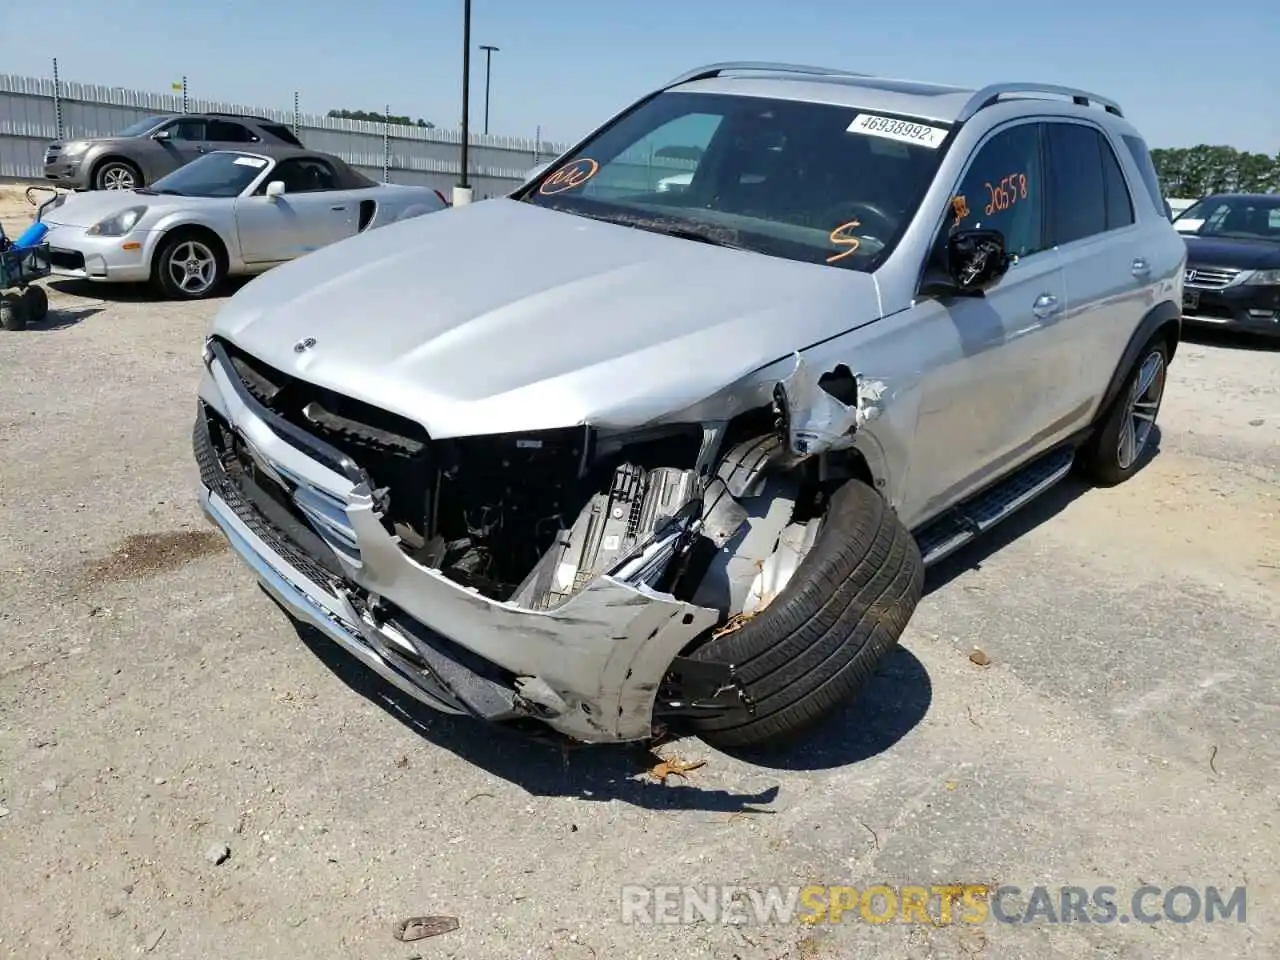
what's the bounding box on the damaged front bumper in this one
[195,342,746,743]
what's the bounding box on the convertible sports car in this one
[37,148,449,299]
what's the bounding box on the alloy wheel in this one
[166,240,217,296]
[1116,349,1165,470]
[101,165,137,190]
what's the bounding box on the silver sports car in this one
[38,148,449,299]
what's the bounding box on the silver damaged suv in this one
[194,63,1186,748]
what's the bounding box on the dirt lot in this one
[1,187,1278,960]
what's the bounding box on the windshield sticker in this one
[538,158,599,195]
[847,113,949,149]
[984,173,1028,215]
[826,220,862,264]
[233,156,268,168]
[951,195,970,226]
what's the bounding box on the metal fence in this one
[0,72,571,197]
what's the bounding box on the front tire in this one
[688,479,925,749]
[152,231,226,300]
[94,159,143,191]
[1079,339,1169,486]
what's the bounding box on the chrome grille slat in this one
[1184,265,1240,290]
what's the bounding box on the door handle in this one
[1032,293,1061,319]
[1131,257,1151,278]
[330,205,347,212]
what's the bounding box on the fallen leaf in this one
[969,648,992,667]
[648,757,707,785]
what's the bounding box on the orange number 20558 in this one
[983,173,1028,215]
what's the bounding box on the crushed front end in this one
[194,336,754,742]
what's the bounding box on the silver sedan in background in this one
[38,148,450,299]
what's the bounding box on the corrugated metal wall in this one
[0,73,571,198]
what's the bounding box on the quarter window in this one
[946,122,1045,259]
[1100,136,1134,230]
[1122,134,1169,220]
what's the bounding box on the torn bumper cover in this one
[194,342,740,743]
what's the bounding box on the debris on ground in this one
[393,915,460,942]
[204,842,231,865]
[645,754,707,785]
[969,648,992,667]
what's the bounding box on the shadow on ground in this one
[1181,325,1280,352]
[16,304,103,331]
[290,616,781,813]
[48,276,252,303]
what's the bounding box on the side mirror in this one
[945,229,1010,292]
[264,180,286,199]
[1163,199,1173,221]
[151,129,172,141]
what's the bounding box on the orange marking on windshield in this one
[951,195,970,226]
[538,158,600,196]
[826,220,862,263]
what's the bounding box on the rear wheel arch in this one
[1098,300,1180,419]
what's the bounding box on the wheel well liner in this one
[1098,299,1180,419]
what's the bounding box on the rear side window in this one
[1100,136,1134,230]
[207,120,257,143]
[260,123,304,147]
[1121,134,1168,220]
[1045,123,1107,245]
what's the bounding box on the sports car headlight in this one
[60,141,90,158]
[1245,269,1280,286]
[85,206,146,237]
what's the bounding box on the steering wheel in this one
[821,201,898,242]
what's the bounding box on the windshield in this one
[1174,196,1280,242]
[116,115,169,138]
[147,151,271,198]
[520,91,950,271]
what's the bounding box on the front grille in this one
[195,406,346,589]
[213,336,434,542]
[47,248,85,271]
[1184,265,1240,290]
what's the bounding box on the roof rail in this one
[662,61,872,90]
[957,82,1123,121]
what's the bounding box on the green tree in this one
[1150,145,1279,197]
[326,108,434,129]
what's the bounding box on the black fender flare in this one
[1097,299,1181,419]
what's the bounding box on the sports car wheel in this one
[153,232,225,300]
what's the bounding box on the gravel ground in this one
[1,191,1278,959]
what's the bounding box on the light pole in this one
[455,0,473,206]
[479,44,499,136]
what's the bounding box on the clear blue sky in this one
[3,0,1278,154]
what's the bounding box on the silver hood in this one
[210,198,885,438]
[42,190,221,229]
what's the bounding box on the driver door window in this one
[579,113,722,201]
[944,122,1046,260]
[260,158,339,194]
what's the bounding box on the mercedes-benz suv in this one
[193,63,1185,749]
